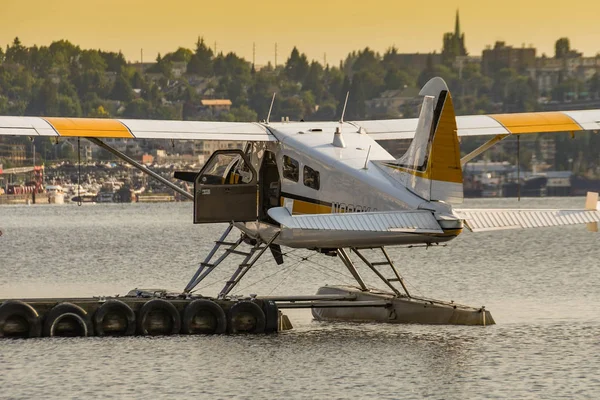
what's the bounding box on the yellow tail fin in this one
[384,77,463,203]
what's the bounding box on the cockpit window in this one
[303,165,320,190]
[283,155,299,182]
[199,153,253,185]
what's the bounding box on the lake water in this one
[0,198,599,399]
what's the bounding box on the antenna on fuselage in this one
[332,91,350,148]
[362,145,372,170]
[339,91,349,124]
[266,93,276,124]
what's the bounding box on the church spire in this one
[455,9,461,37]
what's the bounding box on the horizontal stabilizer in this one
[456,208,600,232]
[267,207,443,233]
[458,192,600,232]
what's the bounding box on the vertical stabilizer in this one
[381,77,463,203]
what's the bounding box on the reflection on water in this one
[1,199,599,399]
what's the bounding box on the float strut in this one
[337,248,368,291]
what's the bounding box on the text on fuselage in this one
[331,202,376,213]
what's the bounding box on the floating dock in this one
[0,285,495,339]
[0,290,292,338]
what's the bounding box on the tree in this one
[303,61,324,101]
[186,37,213,76]
[123,98,152,118]
[346,74,367,119]
[552,77,583,102]
[0,46,4,63]
[352,48,382,76]
[589,73,600,99]
[79,50,107,71]
[555,38,570,59]
[285,47,309,82]
[5,37,28,64]
[57,95,82,117]
[109,74,134,102]
[163,47,193,63]
[219,105,258,122]
[504,76,537,112]
[384,67,410,90]
[100,51,127,73]
[27,79,59,115]
[73,69,111,98]
[48,40,81,66]
[88,105,110,118]
[248,69,278,120]
[417,55,436,87]
[130,71,145,89]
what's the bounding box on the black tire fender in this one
[262,300,279,334]
[43,302,93,337]
[94,299,136,336]
[228,301,266,334]
[137,299,181,335]
[182,299,227,334]
[0,300,42,338]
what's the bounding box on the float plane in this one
[2,77,600,325]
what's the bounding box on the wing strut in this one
[460,134,509,166]
[87,137,193,200]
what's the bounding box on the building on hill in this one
[385,53,442,71]
[365,87,420,118]
[528,55,600,95]
[200,99,232,116]
[482,41,536,76]
[442,10,468,64]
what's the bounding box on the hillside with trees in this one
[1,36,599,175]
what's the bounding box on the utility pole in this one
[252,42,256,66]
[274,43,277,67]
[324,53,327,67]
[214,41,217,55]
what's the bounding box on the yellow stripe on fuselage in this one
[44,118,133,138]
[489,112,583,134]
[281,197,331,215]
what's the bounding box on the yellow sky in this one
[1,0,599,66]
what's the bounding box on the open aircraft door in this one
[194,150,258,223]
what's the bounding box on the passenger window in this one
[283,155,299,182]
[303,165,320,190]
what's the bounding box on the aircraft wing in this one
[354,109,600,140]
[268,207,444,234]
[0,116,275,141]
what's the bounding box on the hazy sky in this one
[2,0,599,66]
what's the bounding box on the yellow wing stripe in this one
[489,112,583,134]
[43,118,133,138]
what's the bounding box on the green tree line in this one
[1,36,599,174]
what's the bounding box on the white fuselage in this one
[237,121,462,249]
